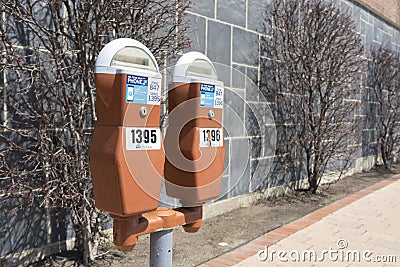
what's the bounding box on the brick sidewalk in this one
[199,174,400,267]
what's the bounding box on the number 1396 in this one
[200,128,223,147]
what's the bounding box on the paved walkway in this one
[199,174,400,267]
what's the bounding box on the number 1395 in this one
[131,129,157,144]
[126,127,160,150]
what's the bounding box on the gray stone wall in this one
[176,0,400,205]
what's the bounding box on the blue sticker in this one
[126,75,148,104]
[200,84,215,108]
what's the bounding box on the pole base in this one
[111,206,202,251]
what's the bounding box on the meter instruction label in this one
[199,128,223,148]
[126,75,161,105]
[200,83,224,109]
[126,127,161,150]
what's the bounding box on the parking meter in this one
[164,52,225,205]
[89,38,164,217]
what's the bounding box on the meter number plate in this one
[199,128,223,147]
[126,127,161,150]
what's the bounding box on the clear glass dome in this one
[185,59,218,80]
[111,46,158,72]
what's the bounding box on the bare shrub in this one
[369,46,400,170]
[261,0,365,193]
[0,0,190,264]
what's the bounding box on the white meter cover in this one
[95,38,159,74]
[172,52,219,83]
[172,52,223,110]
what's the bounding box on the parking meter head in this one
[90,38,164,216]
[94,38,161,127]
[165,52,225,206]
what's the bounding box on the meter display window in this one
[185,59,218,80]
[111,46,158,72]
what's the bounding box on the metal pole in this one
[150,229,173,267]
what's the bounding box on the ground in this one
[34,165,398,267]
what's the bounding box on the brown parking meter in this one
[89,38,164,217]
[165,52,225,206]
[89,40,204,252]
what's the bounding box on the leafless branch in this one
[261,0,365,193]
[0,0,191,264]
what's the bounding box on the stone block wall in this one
[175,0,400,206]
